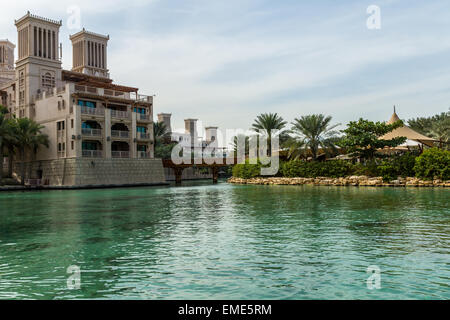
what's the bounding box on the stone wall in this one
[13,158,166,187]
[228,176,450,187]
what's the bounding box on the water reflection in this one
[0,183,448,299]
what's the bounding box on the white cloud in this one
[2,0,450,133]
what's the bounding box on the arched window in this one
[19,71,24,87]
[41,72,55,88]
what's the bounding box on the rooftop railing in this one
[74,85,152,103]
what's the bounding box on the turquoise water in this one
[0,182,448,299]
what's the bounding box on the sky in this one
[1,0,450,139]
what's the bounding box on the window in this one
[41,72,55,88]
[137,145,147,152]
[71,119,74,129]
[71,141,74,150]
[57,121,65,131]
[137,126,147,133]
[19,91,25,105]
[133,107,147,114]
[82,141,99,151]
[58,143,62,152]
[77,100,96,108]
[19,71,25,87]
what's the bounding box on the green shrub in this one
[351,161,380,177]
[414,148,450,180]
[232,162,261,179]
[377,154,417,181]
[280,160,352,178]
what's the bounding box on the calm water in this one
[0,181,448,299]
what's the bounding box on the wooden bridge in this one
[162,158,236,184]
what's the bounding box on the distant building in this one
[157,113,224,156]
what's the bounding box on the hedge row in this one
[232,148,449,181]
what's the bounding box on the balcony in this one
[82,150,103,158]
[82,128,102,137]
[112,151,130,158]
[80,106,105,116]
[111,110,130,120]
[111,130,129,139]
[137,113,152,122]
[137,132,151,140]
[75,85,99,94]
[138,151,151,159]
[74,85,153,104]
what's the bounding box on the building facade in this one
[0,12,165,186]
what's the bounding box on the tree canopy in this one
[338,118,406,159]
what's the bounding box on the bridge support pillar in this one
[174,168,184,185]
[212,167,219,184]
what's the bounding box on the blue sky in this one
[2,0,450,136]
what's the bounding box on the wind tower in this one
[14,11,62,118]
[0,39,15,83]
[70,29,110,78]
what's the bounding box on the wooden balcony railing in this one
[138,132,151,140]
[112,151,130,158]
[111,110,129,119]
[138,151,151,159]
[82,128,102,137]
[82,150,103,158]
[80,106,105,116]
[111,130,129,139]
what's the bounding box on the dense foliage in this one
[232,161,262,179]
[338,119,406,159]
[280,160,352,178]
[154,142,177,159]
[232,150,450,182]
[0,107,49,185]
[414,148,450,180]
[408,111,449,149]
[377,154,417,181]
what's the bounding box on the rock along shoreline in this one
[228,176,450,187]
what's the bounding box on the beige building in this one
[0,12,166,186]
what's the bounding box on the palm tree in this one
[28,131,49,179]
[231,134,250,156]
[0,111,9,185]
[153,121,168,147]
[290,114,340,160]
[4,118,18,178]
[429,117,450,149]
[252,113,287,156]
[14,118,48,185]
[283,136,306,160]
